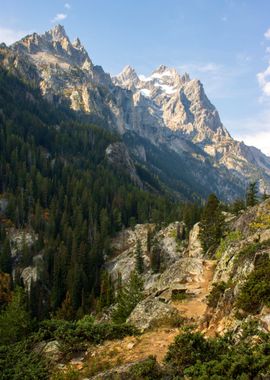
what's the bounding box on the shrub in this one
[207,281,228,308]
[164,326,270,379]
[0,287,32,345]
[38,317,138,356]
[128,356,162,380]
[0,339,49,379]
[236,255,270,313]
[165,329,211,375]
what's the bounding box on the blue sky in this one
[1,0,270,155]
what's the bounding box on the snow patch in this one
[154,83,176,95]
[140,88,151,97]
[139,70,174,82]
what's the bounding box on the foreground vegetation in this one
[125,323,270,379]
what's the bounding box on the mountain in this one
[1,24,270,200]
[113,64,270,193]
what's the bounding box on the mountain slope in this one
[2,25,270,200]
[0,66,180,317]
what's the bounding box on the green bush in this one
[128,356,162,380]
[165,329,211,375]
[207,281,228,308]
[164,325,270,379]
[0,287,32,345]
[236,255,270,313]
[237,239,270,260]
[0,339,49,380]
[38,317,138,356]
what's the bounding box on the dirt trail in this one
[80,259,217,378]
[172,259,216,321]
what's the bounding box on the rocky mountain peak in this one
[12,25,93,70]
[46,24,68,42]
[113,65,140,90]
[152,64,178,77]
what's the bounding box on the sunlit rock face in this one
[5,25,270,197]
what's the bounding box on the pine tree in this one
[112,271,143,323]
[182,225,186,241]
[0,287,31,344]
[99,270,114,309]
[199,194,224,256]
[231,198,245,214]
[246,182,258,207]
[135,239,144,274]
[150,239,161,273]
[55,291,74,320]
[0,238,12,274]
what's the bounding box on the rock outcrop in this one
[105,142,142,187]
[127,296,180,331]
[108,199,270,336]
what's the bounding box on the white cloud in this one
[264,28,270,40]
[0,27,29,45]
[64,3,71,9]
[228,110,270,156]
[257,28,270,98]
[51,13,67,23]
[257,64,270,96]
[236,131,270,156]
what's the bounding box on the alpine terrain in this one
[1,23,270,380]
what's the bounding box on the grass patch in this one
[171,291,189,302]
[215,230,242,259]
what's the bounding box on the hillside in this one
[50,198,270,379]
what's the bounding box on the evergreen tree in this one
[0,287,31,344]
[135,239,144,274]
[182,225,186,241]
[150,239,161,273]
[0,237,12,274]
[199,194,224,256]
[55,292,74,320]
[176,223,181,241]
[246,182,258,207]
[99,270,114,309]
[112,271,143,323]
[231,197,245,214]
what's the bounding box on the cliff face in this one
[107,199,270,335]
[1,25,270,200]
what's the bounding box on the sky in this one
[0,0,270,156]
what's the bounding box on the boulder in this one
[35,340,62,362]
[188,223,203,257]
[157,257,204,291]
[127,296,180,331]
